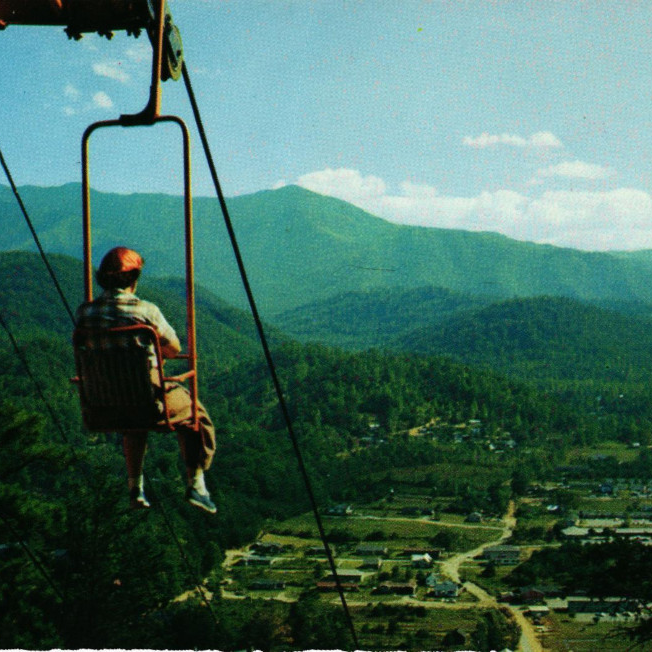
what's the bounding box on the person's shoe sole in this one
[185,488,217,514]
[130,498,151,510]
[129,489,151,509]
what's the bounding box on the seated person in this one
[76,246,217,513]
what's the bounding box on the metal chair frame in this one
[74,0,199,432]
[72,323,195,432]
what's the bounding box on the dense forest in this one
[6,183,652,312]
[4,251,652,648]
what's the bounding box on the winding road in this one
[220,503,545,650]
[440,501,544,652]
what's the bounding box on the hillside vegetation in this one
[4,213,652,649]
[4,183,652,313]
[4,250,644,648]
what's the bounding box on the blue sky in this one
[3,1,652,251]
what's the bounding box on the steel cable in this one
[0,147,76,324]
[0,145,220,635]
[181,61,360,649]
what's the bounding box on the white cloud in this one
[124,41,151,63]
[64,83,80,99]
[536,159,614,180]
[288,167,652,251]
[463,131,563,149]
[295,168,387,201]
[93,61,130,83]
[92,91,114,109]
[62,83,115,114]
[529,132,564,149]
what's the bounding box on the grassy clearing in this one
[542,612,640,652]
[565,441,640,464]
[269,512,501,553]
[352,604,488,651]
[460,563,514,597]
[577,495,652,514]
[380,461,510,487]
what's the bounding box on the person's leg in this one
[165,384,217,513]
[122,431,150,509]
[176,425,217,514]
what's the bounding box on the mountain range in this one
[3,183,652,317]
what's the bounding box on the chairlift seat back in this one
[73,324,175,432]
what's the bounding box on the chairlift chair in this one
[69,0,199,433]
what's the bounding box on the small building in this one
[403,547,441,559]
[249,579,286,591]
[428,579,460,598]
[305,545,334,556]
[375,580,417,596]
[356,545,388,557]
[567,597,640,615]
[465,512,483,523]
[360,557,382,570]
[525,605,550,620]
[401,506,434,517]
[482,545,521,565]
[238,555,278,567]
[518,587,546,604]
[317,581,359,592]
[425,572,440,587]
[250,541,284,556]
[560,526,589,539]
[322,569,365,584]
[325,504,353,516]
[411,553,433,568]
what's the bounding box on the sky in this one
[3,0,652,251]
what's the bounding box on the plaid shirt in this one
[75,289,178,367]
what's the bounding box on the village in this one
[218,459,652,651]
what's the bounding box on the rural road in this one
[440,501,544,652]
[221,504,545,651]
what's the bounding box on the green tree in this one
[288,590,353,650]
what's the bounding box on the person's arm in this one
[161,332,181,359]
[145,302,182,359]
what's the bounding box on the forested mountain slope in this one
[270,285,492,348]
[4,183,652,313]
[399,296,652,383]
[4,253,652,648]
[0,250,264,367]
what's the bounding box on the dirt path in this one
[440,501,544,652]
[353,513,505,532]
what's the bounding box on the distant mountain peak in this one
[3,183,652,313]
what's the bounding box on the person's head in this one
[96,247,144,291]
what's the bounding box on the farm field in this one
[268,511,503,553]
[538,612,641,651]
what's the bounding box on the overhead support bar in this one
[0,0,183,82]
[0,0,151,36]
[81,114,198,429]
